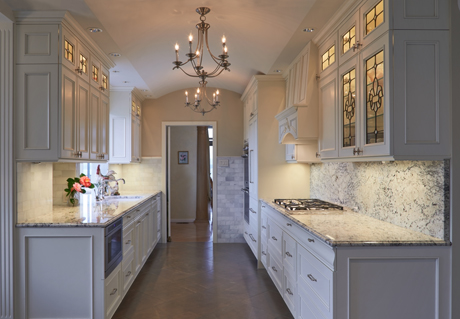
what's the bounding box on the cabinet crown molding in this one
[14,11,115,70]
[241,74,284,101]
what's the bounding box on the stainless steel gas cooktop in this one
[273,199,343,211]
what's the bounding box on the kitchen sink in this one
[104,195,144,200]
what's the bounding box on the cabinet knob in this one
[285,251,293,258]
[316,152,321,158]
[110,288,118,295]
[271,236,278,241]
[126,271,132,277]
[286,223,292,227]
[352,41,363,52]
[75,68,83,75]
[353,148,363,156]
[262,251,267,256]
[262,225,267,229]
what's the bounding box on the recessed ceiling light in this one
[112,70,120,73]
[274,70,282,73]
[141,89,148,92]
[303,28,314,32]
[146,95,152,98]
[123,81,130,83]
[109,52,122,57]
[88,27,103,33]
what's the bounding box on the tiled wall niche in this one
[310,160,449,240]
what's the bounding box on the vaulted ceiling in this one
[5,0,345,98]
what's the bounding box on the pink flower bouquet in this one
[65,174,95,205]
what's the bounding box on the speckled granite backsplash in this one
[310,161,449,240]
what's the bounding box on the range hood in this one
[275,105,318,144]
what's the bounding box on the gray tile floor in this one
[113,243,294,319]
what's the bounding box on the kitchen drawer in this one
[283,270,297,317]
[249,206,258,226]
[298,284,326,319]
[248,222,258,257]
[298,244,333,319]
[123,208,139,228]
[122,222,135,257]
[283,231,297,275]
[122,251,135,292]
[105,264,122,319]
[268,218,282,259]
[268,250,283,294]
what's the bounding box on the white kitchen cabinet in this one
[260,202,451,319]
[14,12,114,162]
[392,0,449,30]
[315,0,451,161]
[248,115,258,200]
[286,144,321,163]
[89,87,110,160]
[105,264,122,319]
[109,88,144,164]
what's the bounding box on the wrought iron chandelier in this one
[172,7,231,115]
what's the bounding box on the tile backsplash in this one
[109,157,162,193]
[17,162,53,222]
[53,163,77,206]
[310,160,448,240]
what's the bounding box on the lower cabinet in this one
[15,194,163,319]
[260,202,451,319]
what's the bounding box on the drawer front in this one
[298,244,333,319]
[105,265,122,318]
[122,223,135,257]
[123,208,138,228]
[248,222,258,257]
[122,252,135,292]
[283,231,297,275]
[298,284,326,319]
[268,218,282,259]
[268,251,283,294]
[283,270,297,317]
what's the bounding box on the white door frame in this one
[161,121,218,243]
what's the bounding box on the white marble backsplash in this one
[310,161,448,240]
[53,163,77,206]
[216,156,245,243]
[17,162,53,222]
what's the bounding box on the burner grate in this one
[273,199,343,211]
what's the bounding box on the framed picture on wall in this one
[178,151,188,164]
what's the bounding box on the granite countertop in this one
[16,191,161,228]
[261,199,450,247]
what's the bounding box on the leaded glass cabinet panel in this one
[343,68,356,147]
[365,50,384,144]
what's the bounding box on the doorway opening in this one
[162,122,217,243]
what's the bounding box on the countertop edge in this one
[16,191,161,228]
[260,199,451,247]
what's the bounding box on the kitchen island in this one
[15,192,162,319]
[259,199,451,319]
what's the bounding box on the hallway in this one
[113,243,293,319]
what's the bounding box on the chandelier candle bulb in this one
[213,93,216,103]
[175,43,179,61]
[216,90,219,102]
[185,91,189,103]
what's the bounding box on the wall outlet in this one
[218,159,229,167]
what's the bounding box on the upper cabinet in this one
[109,88,144,164]
[14,12,114,162]
[315,0,450,161]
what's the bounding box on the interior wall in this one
[142,88,243,157]
[170,126,197,221]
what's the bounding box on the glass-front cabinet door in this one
[359,32,390,157]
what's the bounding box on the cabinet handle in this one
[286,288,293,296]
[249,208,256,214]
[262,225,267,229]
[126,271,132,277]
[262,251,267,256]
[244,231,248,235]
[352,41,363,52]
[271,266,278,272]
[110,288,118,295]
[285,251,293,258]
[291,155,295,159]
[249,234,256,242]
[271,236,278,241]
[262,205,265,208]
[73,151,79,157]
[307,274,317,282]
[125,240,131,244]
[286,223,292,227]
[75,68,83,75]
[353,147,363,156]
[126,215,131,219]
[315,152,321,158]
[308,238,315,243]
